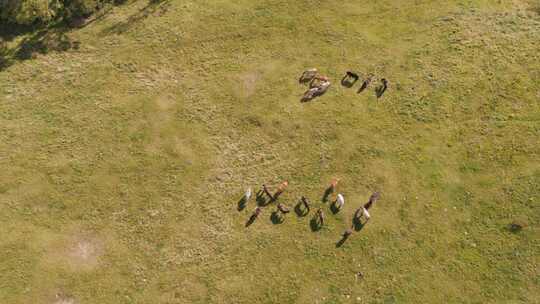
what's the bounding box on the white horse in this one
[244,187,252,201]
[354,207,371,222]
[335,193,345,209]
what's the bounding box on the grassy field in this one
[1,0,539,303]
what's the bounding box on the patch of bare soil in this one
[67,237,103,268]
[239,71,261,98]
[53,296,76,304]
[47,233,104,271]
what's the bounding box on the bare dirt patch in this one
[239,71,261,98]
[66,237,103,268]
[46,233,105,271]
[53,294,76,304]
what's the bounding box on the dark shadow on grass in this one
[507,221,526,233]
[353,217,365,232]
[330,202,341,214]
[341,75,357,88]
[0,23,79,72]
[294,201,308,217]
[357,80,369,94]
[322,186,332,203]
[336,234,350,248]
[237,197,247,211]
[270,211,284,224]
[102,0,171,35]
[376,85,387,99]
[0,1,127,72]
[310,218,321,232]
[299,76,311,84]
[245,214,257,227]
[0,23,35,41]
[256,191,269,206]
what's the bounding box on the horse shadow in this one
[341,76,357,88]
[322,187,333,203]
[237,197,247,211]
[256,191,270,206]
[245,214,257,227]
[310,217,322,232]
[357,81,369,93]
[294,201,309,217]
[299,75,313,84]
[335,234,350,248]
[353,217,366,232]
[376,85,387,98]
[271,211,284,224]
[341,72,359,88]
[330,202,341,214]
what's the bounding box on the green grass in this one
[0,0,539,303]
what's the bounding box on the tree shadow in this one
[102,0,171,35]
[0,24,79,72]
[0,0,128,72]
[270,211,284,224]
[0,23,35,42]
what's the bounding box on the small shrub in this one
[508,218,528,233]
[0,0,116,26]
[0,0,62,25]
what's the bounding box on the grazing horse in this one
[252,207,262,217]
[364,191,380,210]
[346,71,359,81]
[315,208,325,226]
[273,181,288,200]
[341,71,359,87]
[299,68,318,83]
[336,227,354,247]
[277,202,290,214]
[301,196,311,213]
[335,193,345,210]
[302,76,331,101]
[244,187,252,201]
[354,207,371,223]
[246,207,262,227]
[329,178,339,192]
[358,76,372,93]
[323,178,339,202]
[376,78,388,98]
[238,187,252,210]
[262,184,273,200]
